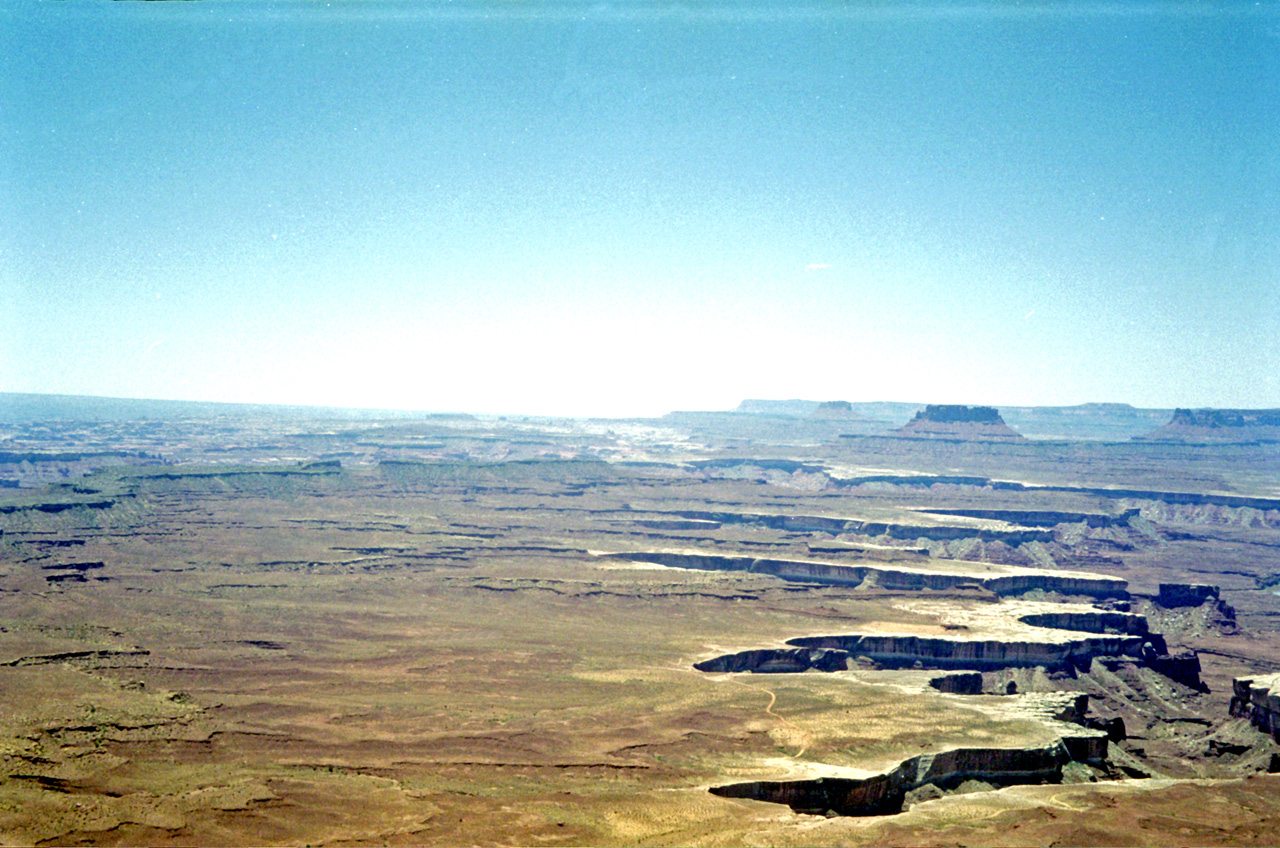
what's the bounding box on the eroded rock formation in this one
[891,405,1026,441]
[786,632,1150,673]
[1138,408,1280,443]
[695,607,1203,689]
[710,735,1107,817]
[1157,583,1220,608]
[923,508,1140,529]
[1231,674,1280,739]
[664,508,1054,545]
[611,550,1129,598]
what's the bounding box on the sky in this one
[3,0,1278,418]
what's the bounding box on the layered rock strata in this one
[1231,673,1280,739]
[710,735,1107,817]
[664,509,1054,545]
[830,471,1280,511]
[695,634,1153,675]
[921,508,1140,529]
[683,460,1280,510]
[1017,610,1154,640]
[695,607,1202,688]
[611,550,1129,599]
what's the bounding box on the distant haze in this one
[4,1,1278,418]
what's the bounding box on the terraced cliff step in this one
[696,632,1152,675]
[697,636,1202,689]
[693,600,1203,687]
[710,735,1107,817]
[605,550,1129,599]
[677,458,1280,510]
[916,508,1141,528]
[0,499,121,514]
[662,508,1053,545]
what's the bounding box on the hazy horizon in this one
[5,1,1278,418]
[0,387,1249,424]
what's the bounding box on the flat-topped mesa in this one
[1137,408,1280,443]
[891,405,1026,441]
[915,404,1004,424]
[809,400,859,419]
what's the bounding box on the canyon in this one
[1,393,1280,845]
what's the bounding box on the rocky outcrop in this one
[666,509,1054,545]
[610,550,1129,599]
[698,619,1202,688]
[1146,650,1206,691]
[695,648,849,674]
[891,405,1026,441]
[855,521,1052,545]
[832,473,1280,512]
[921,508,1140,529]
[1138,408,1280,443]
[1157,583,1220,608]
[0,499,120,514]
[978,573,1128,599]
[696,633,1152,675]
[1153,583,1236,630]
[671,510,850,534]
[839,473,1000,488]
[785,632,1150,673]
[1231,674,1280,739]
[929,672,984,694]
[710,735,1107,817]
[1018,610,1153,640]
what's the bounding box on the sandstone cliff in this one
[786,632,1150,673]
[1157,583,1220,608]
[610,550,1129,599]
[710,734,1107,817]
[666,508,1056,546]
[1231,673,1280,740]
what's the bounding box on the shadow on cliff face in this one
[694,606,1206,694]
[711,737,1108,817]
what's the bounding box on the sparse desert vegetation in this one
[2,397,1280,845]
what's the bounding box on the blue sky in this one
[3,1,1278,417]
